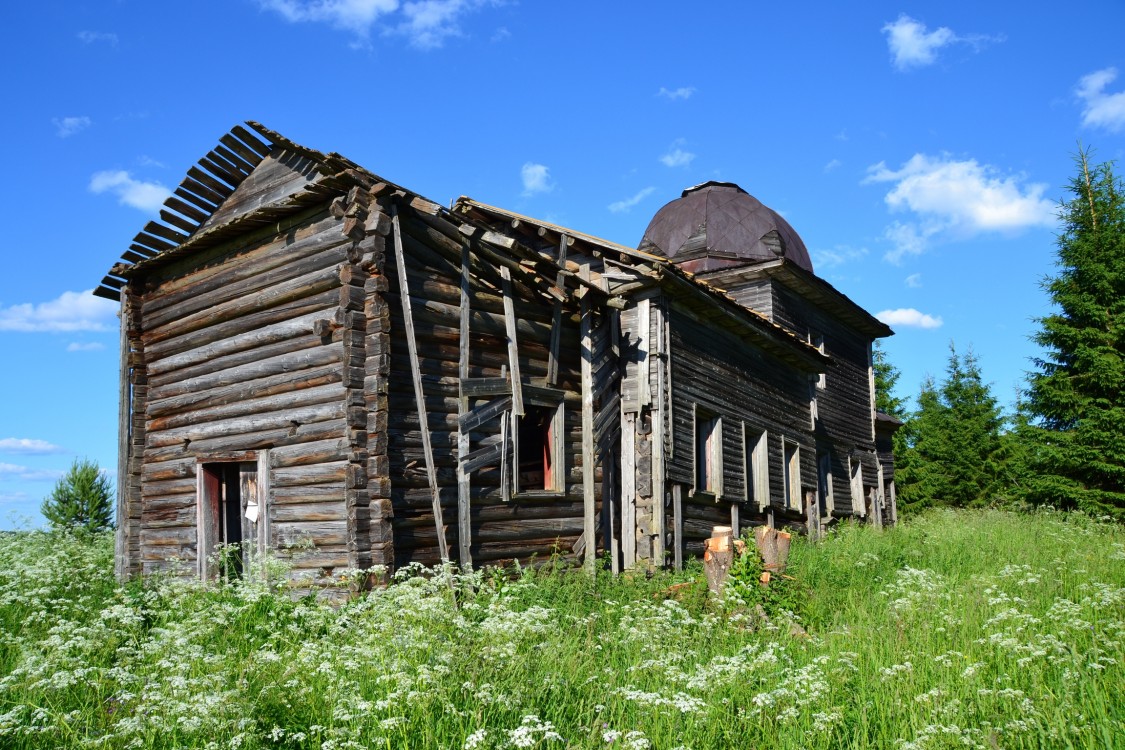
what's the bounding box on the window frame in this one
[196,451,269,580]
[783,439,802,511]
[511,389,566,499]
[694,405,723,497]
[744,424,770,510]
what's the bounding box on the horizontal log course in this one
[141,502,196,530]
[143,211,341,311]
[144,241,349,330]
[143,263,343,347]
[144,417,348,463]
[148,381,345,433]
[272,500,347,523]
[145,291,338,361]
[271,460,348,488]
[141,476,197,499]
[270,437,352,468]
[142,456,196,483]
[147,309,328,379]
[273,519,348,548]
[149,341,341,402]
[148,362,342,420]
[148,401,346,449]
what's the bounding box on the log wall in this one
[667,305,817,529]
[385,209,593,568]
[136,210,354,577]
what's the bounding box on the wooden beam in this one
[547,234,568,386]
[580,295,596,575]
[457,240,473,568]
[672,483,684,571]
[114,297,130,583]
[500,266,524,416]
[392,203,449,562]
[621,412,636,568]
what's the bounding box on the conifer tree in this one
[897,345,1004,511]
[873,341,907,419]
[41,458,114,532]
[1024,150,1125,518]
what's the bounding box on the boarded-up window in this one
[783,440,802,511]
[850,458,865,517]
[695,408,722,495]
[745,426,770,510]
[817,451,834,516]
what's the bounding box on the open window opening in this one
[198,459,264,579]
[745,426,770,510]
[515,401,564,495]
[695,407,722,495]
[783,440,802,511]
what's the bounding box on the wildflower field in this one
[1,509,1123,749]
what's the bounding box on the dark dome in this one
[638,182,813,273]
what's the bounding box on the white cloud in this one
[864,153,1055,261]
[1076,67,1125,133]
[823,158,842,173]
[657,86,696,100]
[67,341,106,352]
[608,187,656,214]
[53,116,91,138]
[520,162,552,196]
[660,140,696,168]
[490,25,510,42]
[137,155,166,168]
[882,15,1001,71]
[876,308,944,329]
[812,245,868,270]
[89,170,171,212]
[0,463,63,482]
[882,15,956,70]
[905,273,922,288]
[0,438,64,455]
[77,30,118,45]
[260,0,497,48]
[0,491,29,505]
[0,289,118,333]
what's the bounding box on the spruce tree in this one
[41,458,114,532]
[897,345,1005,511]
[873,341,907,419]
[1024,150,1125,518]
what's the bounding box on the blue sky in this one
[1,1,1123,527]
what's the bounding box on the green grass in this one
[1,509,1123,749]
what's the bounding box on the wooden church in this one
[95,122,897,586]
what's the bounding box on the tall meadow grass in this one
[0,508,1122,749]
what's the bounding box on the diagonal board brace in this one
[392,202,449,561]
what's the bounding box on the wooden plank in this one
[392,202,449,561]
[115,296,131,582]
[459,377,511,398]
[461,441,503,474]
[231,125,272,157]
[458,395,512,433]
[457,240,472,569]
[651,301,665,567]
[673,483,684,571]
[638,298,651,406]
[500,266,524,416]
[547,234,568,386]
[621,412,636,568]
[580,295,596,575]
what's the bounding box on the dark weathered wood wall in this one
[770,284,880,514]
[666,304,817,552]
[134,199,354,578]
[385,209,593,568]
